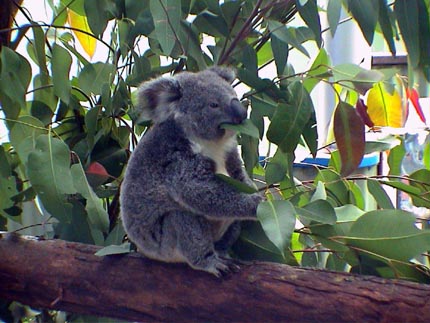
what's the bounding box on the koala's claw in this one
[205,256,240,278]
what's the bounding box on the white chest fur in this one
[190,134,237,176]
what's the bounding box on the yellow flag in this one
[366,83,405,128]
[67,10,96,58]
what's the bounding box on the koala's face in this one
[175,69,247,140]
[137,67,247,140]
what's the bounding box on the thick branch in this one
[1,233,430,322]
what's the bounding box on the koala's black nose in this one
[227,99,247,125]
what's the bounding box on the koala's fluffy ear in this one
[137,76,182,123]
[207,66,236,83]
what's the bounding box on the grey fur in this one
[120,67,262,277]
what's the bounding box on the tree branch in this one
[1,233,430,322]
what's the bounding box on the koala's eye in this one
[209,102,219,108]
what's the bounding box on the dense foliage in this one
[1,3,430,318]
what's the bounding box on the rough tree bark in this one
[1,232,430,323]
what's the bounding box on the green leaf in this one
[51,44,72,104]
[311,181,327,201]
[271,34,289,76]
[394,0,420,67]
[333,102,365,176]
[387,143,405,176]
[327,0,341,36]
[78,62,115,96]
[233,221,296,264]
[220,119,260,139]
[367,179,394,209]
[315,169,350,206]
[0,47,31,121]
[71,163,109,241]
[268,20,310,57]
[341,209,430,262]
[347,0,379,45]
[150,0,181,56]
[84,0,116,36]
[296,199,337,225]
[193,10,229,37]
[296,0,321,46]
[265,149,291,185]
[377,0,396,55]
[95,243,131,256]
[257,200,296,256]
[0,176,18,216]
[303,48,331,93]
[9,116,46,164]
[32,24,49,83]
[241,44,258,75]
[409,169,430,208]
[27,135,76,223]
[215,174,258,194]
[104,222,126,246]
[424,139,430,170]
[335,204,365,222]
[267,81,314,153]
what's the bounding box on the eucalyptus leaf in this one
[150,0,181,56]
[341,210,430,262]
[51,44,72,104]
[78,62,115,96]
[95,243,131,256]
[367,179,394,209]
[71,163,109,236]
[220,119,260,139]
[215,174,258,194]
[267,81,314,153]
[257,200,296,256]
[296,199,337,225]
[27,135,76,223]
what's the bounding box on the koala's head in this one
[137,67,247,140]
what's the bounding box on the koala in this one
[120,67,262,277]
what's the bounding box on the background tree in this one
[1,0,430,321]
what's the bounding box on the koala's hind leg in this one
[168,211,237,277]
[214,221,241,257]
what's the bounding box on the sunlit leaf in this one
[387,143,405,176]
[333,101,365,176]
[67,9,97,58]
[424,137,430,170]
[366,82,404,127]
[220,119,260,139]
[303,47,331,93]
